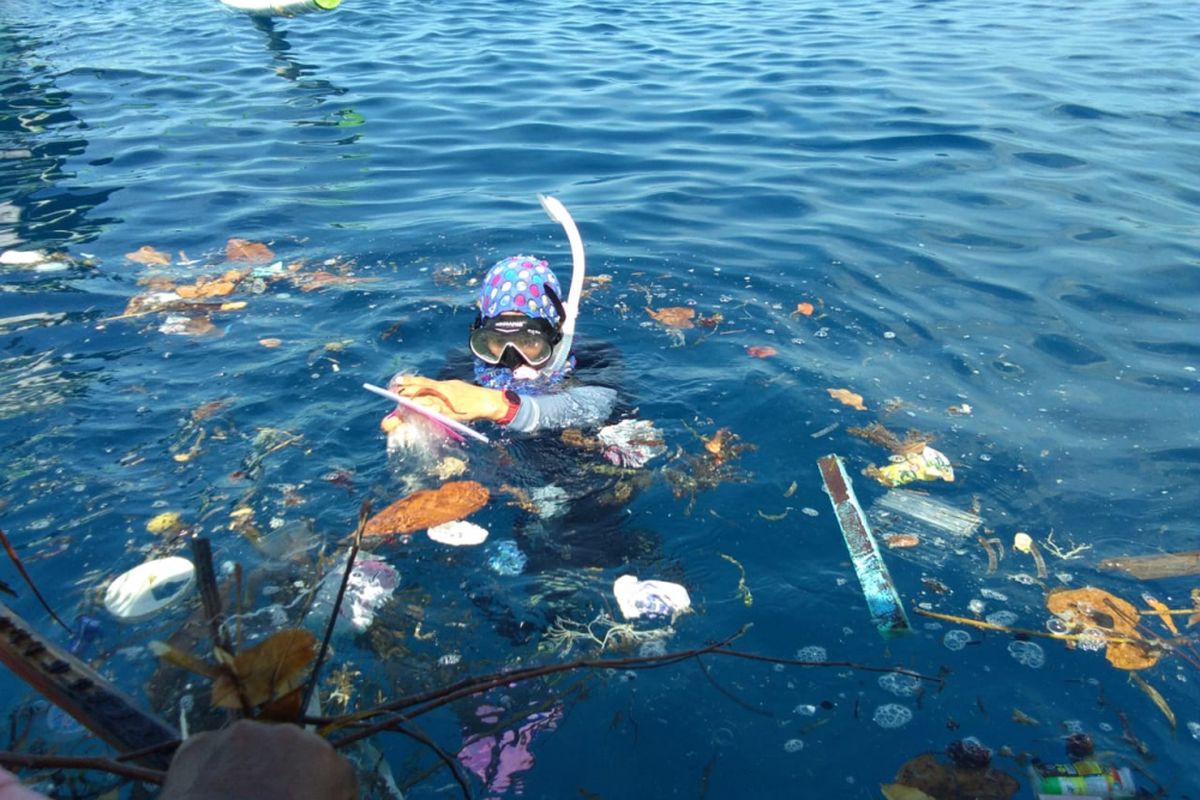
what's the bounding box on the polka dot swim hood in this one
[479,256,564,325]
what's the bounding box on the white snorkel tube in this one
[537,194,586,373]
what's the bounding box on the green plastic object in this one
[818,454,910,636]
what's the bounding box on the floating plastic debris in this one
[1007,640,1046,669]
[878,673,922,697]
[872,703,913,729]
[979,588,1008,601]
[795,645,827,662]
[437,653,462,667]
[612,575,691,620]
[783,738,805,753]
[943,630,971,651]
[1189,721,1200,741]
[529,484,569,518]
[427,520,489,547]
[597,419,667,468]
[794,704,818,716]
[104,557,196,622]
[487,541,527,575]
[867,446,954,488]
[313,553,398,633]
[870,489,980,537]
[818,454,910,636]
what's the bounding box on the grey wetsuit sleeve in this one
[506,385,618,433]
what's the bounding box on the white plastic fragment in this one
[313,553,398,633]
[427,520,489,546]
[612,575,691,620]
[104,557,196,622]
[597,419,667,468]
[1,249,46,266]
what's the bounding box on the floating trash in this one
[870,489,980,538]
[878,673,922,697]
[867,446,955,488]
[979,588,1008,601]
[1007,640,1046,669]
[427,520,489,547]
[985,610,1020,627]
[597,419,667,468]
[943,630,971,651]
[783,738,805,753]
[313,553,399,633]
[146,512,184,536]
[795,645,827,662]
[872,703,913,729]
[1188,721,1200,741]
[529,484,569,518]
[488,541,527,575]
[437,652,462,667]
[793,704,817,716]
[104,556,196,622]
[612,575,691,620]
[818,455,910,636]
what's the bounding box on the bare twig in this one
[0,751,165,785]
[303,500,371,714]
[0,527,72,636]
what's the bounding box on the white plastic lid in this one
[104,556,196,622]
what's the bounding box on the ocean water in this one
[2,0,1198,797]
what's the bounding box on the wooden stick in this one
[0,751,165,785]
[0,527,72,636]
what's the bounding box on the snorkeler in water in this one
[380,198,618,440]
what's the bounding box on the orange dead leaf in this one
[259,338,283,348]
[1046,587,1141,638]
[1142,593,1179,636]
[827,388,867,411]
[792,302,815,317]
[1105,640,1162,671]
[211,628,316,709]
[645,306,695,329]
[126,245,171,266]
[746,345,778,358]
[364,480,490,536]
[884,534,920,548]
[226,238,275,263]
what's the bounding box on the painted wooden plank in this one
[818,454,911,636]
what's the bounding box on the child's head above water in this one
[477,255,564,323]
[471,256,575,390]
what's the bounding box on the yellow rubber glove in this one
[391,375,509,423]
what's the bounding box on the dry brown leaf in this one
[364,480,490,536]
[1106,640,1162,671]
[645,306,695,329]
[1130,671,1176,730]
[1142,593,1179,636]
[827,387,867,411]
[211,629,315,709]
[126,245,171,266]
[226,238,275,263]
[197,280,237,298]
[792,302,815,317]
[893,753,1018,800]
[1046,587,1141,638]
[746,345,778,358]
[149,641,220,680]
[884,534,920,548]
[259,338,283,348]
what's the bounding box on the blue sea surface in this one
[2,0,1199,797]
